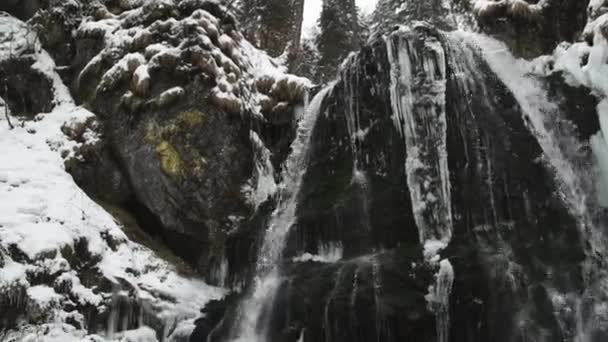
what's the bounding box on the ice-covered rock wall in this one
[203,23,601,342]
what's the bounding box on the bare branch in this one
[3,84,13,130]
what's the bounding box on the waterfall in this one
[385,25,455,342]
[229,85,334,342]
[451,31,608,340]
[340,53,363,170]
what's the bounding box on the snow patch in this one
[292,242,344,264]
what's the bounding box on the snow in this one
[423,240,448,261]
[0,260,28,285]
[0,14,225,341]
[292,242,344,263]
[27,285,61,306]
[113,327,157,342]
[0,13,37,59]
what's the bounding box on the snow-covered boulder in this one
[0,0,314,290]
[0,13,225,342]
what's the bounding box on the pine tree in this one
[316,0,361,83]
[371,0,474,37]
[237,0,305,61]
[292,37,321,83]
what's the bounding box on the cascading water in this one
[454,31,608,339]
[229,85,334,342]
[385,25,455,342]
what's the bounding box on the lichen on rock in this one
[155,140,184,178]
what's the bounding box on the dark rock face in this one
[441,31,587,341]
[63,117,134,205]
[0,56,55,118]
[269,250,436,342]
[0,0,43,21]
[474,0,590,58]
[204,25,597,342]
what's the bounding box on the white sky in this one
[302,0,378,39]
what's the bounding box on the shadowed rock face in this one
[473,0,591,58]
[0,0,42,21]
[0,57,55,118]
[198,25,598,342]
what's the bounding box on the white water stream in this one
[230,85,334,342]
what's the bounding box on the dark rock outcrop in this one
[0,56,54,118]
[472,0,591,58]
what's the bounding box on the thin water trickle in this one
[229,85,334,342]
[451,30,608,341]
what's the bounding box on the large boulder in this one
[64,0,310,274]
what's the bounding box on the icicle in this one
[591,100,608,206]
[248,131,278,210]
[386,27,455,342]
[385,28,453,259]
[340,53,363,171]
[372,257,383,342]
[425,259,455,342]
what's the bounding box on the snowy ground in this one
[0,14,225,342]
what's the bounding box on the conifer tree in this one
[316,0,361,82]
[238,0,305,61]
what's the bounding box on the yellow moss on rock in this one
[155,140,184,178]
[178,110,206,128]
[145,110,207,180]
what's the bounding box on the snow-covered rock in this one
[0,14,225,342]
